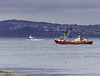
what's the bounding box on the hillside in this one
[0,19,100,38]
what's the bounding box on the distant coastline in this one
[0,19,100,38]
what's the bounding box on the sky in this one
[0,0,100,25]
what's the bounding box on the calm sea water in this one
[0,38,100,76]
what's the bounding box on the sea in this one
[0,38,100,76]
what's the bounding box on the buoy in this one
[65,61,67,63]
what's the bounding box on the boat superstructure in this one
[28,35,34,40]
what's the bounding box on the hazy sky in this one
[0,0,100,24]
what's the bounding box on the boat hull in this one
[55,40,93,44]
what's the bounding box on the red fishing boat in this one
[55,28,93,45]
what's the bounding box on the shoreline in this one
[0,70,29,76]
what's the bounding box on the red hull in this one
[55,40,93,44]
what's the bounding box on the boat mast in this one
[63,31,67,42]
[65,28,72,41]
[63,26,67,41]
[60,27,67,41]
[59,27,72,42]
